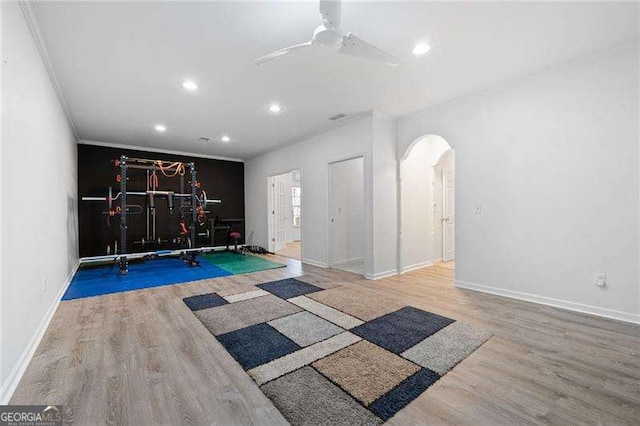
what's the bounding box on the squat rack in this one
[82,155,221,274]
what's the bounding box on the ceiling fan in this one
[254,0,400,67]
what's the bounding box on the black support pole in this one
[188,162,198,266]
[120,155,128,274]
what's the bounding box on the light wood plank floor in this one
[275,241,301,260]
[11,256,640,425]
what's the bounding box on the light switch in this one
[593,273,606,287]
[474,205,482,215]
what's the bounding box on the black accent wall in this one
[78,144,245,257]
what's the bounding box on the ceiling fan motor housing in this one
[313,25,342,47]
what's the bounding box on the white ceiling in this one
[32,1,638,160]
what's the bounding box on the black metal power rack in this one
[82,155,220,275]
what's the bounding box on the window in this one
[292,186,301,226]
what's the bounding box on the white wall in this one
[1,2,79,402]
[398,44,640,322]
[246,113,398,277]
[245,115,373,270]
[330,157,365,265]
[371,112,398,278]
[0,0,4,401]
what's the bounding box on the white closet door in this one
[274,179,286,252]
[442,163,455,262]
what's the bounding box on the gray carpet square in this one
[268,312,344,347]
[287,296,364,329]
[194,294,302,335]
[223,289,271,303]
[401,322,492,374]
[183,292,228,311]
[258,278,323,299]
[260,366,382,426]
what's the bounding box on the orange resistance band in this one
[180,222,189,234]
[149,172,159,189]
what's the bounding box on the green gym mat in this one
[203,251,286,275]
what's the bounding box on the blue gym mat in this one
[62,257,232,300]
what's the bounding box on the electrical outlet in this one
[593,273,606,287]
[43,278,48,293]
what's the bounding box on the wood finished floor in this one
[275,241,301,260]
[10,256,640,425]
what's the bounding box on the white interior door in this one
[329,157,365,272]
[329,163,346,266]
[442,160,455,261]
[274,179,286,252]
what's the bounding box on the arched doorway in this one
[398,135,455,273]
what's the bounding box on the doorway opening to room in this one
[399,135,455,273]
[267,169,302,260]
[329,156,365,275]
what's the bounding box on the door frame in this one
[327,155,365,269]
[267,168,303,255]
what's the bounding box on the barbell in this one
[82,188,221,207]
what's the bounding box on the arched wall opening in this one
[398,134,455,273]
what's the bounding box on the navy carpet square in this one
[217,323,300,370]
[183,292,228,311]
[351,306,455,354]
[258,278,323,299]
[369,368,441,421]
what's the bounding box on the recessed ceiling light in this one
[412,42,431,56]
[221,135,231,143]
[182,80,198,91]
[154,124,166,132]
[269,103,283,114]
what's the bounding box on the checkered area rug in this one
[184,278,492,424]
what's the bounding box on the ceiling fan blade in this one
[319,0,341,29]
[338,33,400,67]
[254,41,313,65]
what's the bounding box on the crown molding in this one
[18,0,79,141]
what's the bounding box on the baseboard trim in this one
[455,279,640,325]
[302,258,328,268]
[0,262,79,404]
[401,260,434,274]
[365,269,398,280]
[332,257,364,267]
